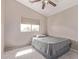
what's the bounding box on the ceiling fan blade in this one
[42,2,45,9]
[29,0,41,3]
[49,1,56,7]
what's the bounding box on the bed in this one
[32,35,71,59]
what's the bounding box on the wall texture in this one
[5,0,47,50]
[1,0,5,58]
[47,5,78,50]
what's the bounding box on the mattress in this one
[32,36,71,59]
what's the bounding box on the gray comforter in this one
[32,36,71,59]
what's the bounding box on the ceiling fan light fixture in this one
[29,0,56,9]
[44,0,48,4]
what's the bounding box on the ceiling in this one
[16,0,77,16]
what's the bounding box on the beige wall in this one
[1,0,5,58]
[5,0,47,49]
[47,5,78,50]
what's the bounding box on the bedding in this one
[32,36,71,59]
[33,34,47,38]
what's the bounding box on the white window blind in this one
[21,17,40,25]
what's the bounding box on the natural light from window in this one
[21,24,39,32]
[32,25,39,32]
[16,48,34,57]
[21,24,31,32]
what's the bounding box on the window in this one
[21,17,40,32]
[32,25,39,32]
[21,24,39,32]
[21,24,31,32]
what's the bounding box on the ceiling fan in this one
[29,0,56,9]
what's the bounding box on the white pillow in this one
[36,34,47,38]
